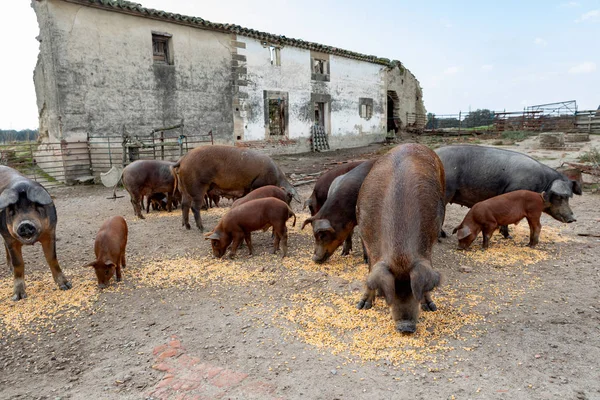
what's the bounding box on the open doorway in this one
[387,90,401,134]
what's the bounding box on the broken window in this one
[359,98,374,120]
[152,32,172,64]
[313,59,327,74]
[269,46,281,66]
[268,98,286,136]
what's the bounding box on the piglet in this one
[231,185,292,208]
[85,216,128,288]
[205,198,296,258]
[453,190,546,250]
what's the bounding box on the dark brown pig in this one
[147,192,167,212]
[84,216,128,288]
[302,160,375,263]
[172,146,299,231]
[0,166,71,300]
[357,144,445,334]
[115,160,179,219]
[305,161,364,216]
[453,190,546,250]
[232,185,292,209]
[205,198,296,258]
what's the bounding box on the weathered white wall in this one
[33,0,234,143]
[240,37,386,150]
[387,66,426,129]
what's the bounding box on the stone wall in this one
[32,0,235,144]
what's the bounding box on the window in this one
[359,98,374,120]
[310,51,330,82]
[264,91,289,137]
[269,46,281,66]
[152,32,173,64]
[313,59,327,74]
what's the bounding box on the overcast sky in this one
[1,0,598,130]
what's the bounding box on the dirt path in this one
[1,137,599,400]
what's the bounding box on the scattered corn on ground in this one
[0,210,576,364]
[452,224,572,267]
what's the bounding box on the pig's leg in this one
[6,240,26,300]
[4,241,12,271]
[131,192,144,219]
[121,251,127,268]
[341,231,353,256]
[116,263,123,282]
[191,185,209,231]
[421,291,437,312]
[357,288,376,309]
[527,216,542,247]
[145,196,151,214]
[272,231,281,254]
[482,224,496,249]
[280,229,288,258]
[499,225,512,239]
[181,192,192,229]
[40,233,71,292]
[228,234,243,259]
[361,239,369,264]
[166,193,173,212]
[244,233,253,255]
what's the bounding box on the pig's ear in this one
[571,180,582,196]
[410,260,441,302]
[456,226,471,240]
[541,191,550,203]
[314,219,335,234]
[205,232,220,240]
[301,217,313,230]
[366,262,395,305]
[0,188,19,210]
[451,226,459,235]
[83,261,97,268]
[104,261,115,268]
[27,186,53,205]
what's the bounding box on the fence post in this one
[86,132,93,177]
[29,144,37,182]
[160,130,165,160]
[458,111,462,135]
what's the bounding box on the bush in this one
[500,131,537,142]
[578,147,600,164]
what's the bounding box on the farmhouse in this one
[32,0,425,159]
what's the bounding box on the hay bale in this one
[539,132,565,149]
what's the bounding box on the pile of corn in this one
[274,287,483,365]
[453,224,571,267]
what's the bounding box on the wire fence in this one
[0,123,213,189]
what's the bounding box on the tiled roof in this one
[63,0,405,70]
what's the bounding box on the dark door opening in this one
[314,102,325,127]
[387,91,400,134]
[268,98,286,136]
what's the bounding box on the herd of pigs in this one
[0,143,581,334]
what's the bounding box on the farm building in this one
[30,0,425,182]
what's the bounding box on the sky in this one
[1,0,598,130]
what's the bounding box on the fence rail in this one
[0,128,213,189]
[575,110,600,133]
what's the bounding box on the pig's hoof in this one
[396,320,416,334]
[341,249,351,256]
[439,229,448,238]
[11,291,27,301]
[356,299,372,310]
[116,277,122,282]
[421,301,437,312]
[98,284,107,289]
[59,281,72,290]
[184,223,191,230]
[138,215,145,220]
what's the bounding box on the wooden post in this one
[458,111,462,135]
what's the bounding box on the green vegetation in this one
[0,129,38,143]
[578,147,600,164]
[500,131,537,142]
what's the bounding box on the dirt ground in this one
[1,135,599,400]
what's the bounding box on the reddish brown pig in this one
[302,160,375,263]
[231,185,292,209]
[305,161,364,216]
[0,166,71,300]
[205,198,296,258]
[85,216,128,288]
[453,190,546,250]
[172,146,299,231]
[115,160,179,219]
[357,143,445,334]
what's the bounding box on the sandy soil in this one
[0,135,599,400]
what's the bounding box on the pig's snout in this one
[567,215,576,223]
[312,251,330,264]
[17,221,38,240]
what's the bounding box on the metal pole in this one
[160,130,165,160]
[458,111,462,135]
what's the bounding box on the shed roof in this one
[58,0,405,69]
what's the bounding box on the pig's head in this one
[301,217,348,263]
[452,223,479,250]
[204,229,231,258]
[543,180,578,223]
[0,182,53,245]
[280,187,294,205]
[85,260,116,288]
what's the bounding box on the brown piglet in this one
[453,190,546,250]
[85,216,128,288]
[205,198,296,259]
